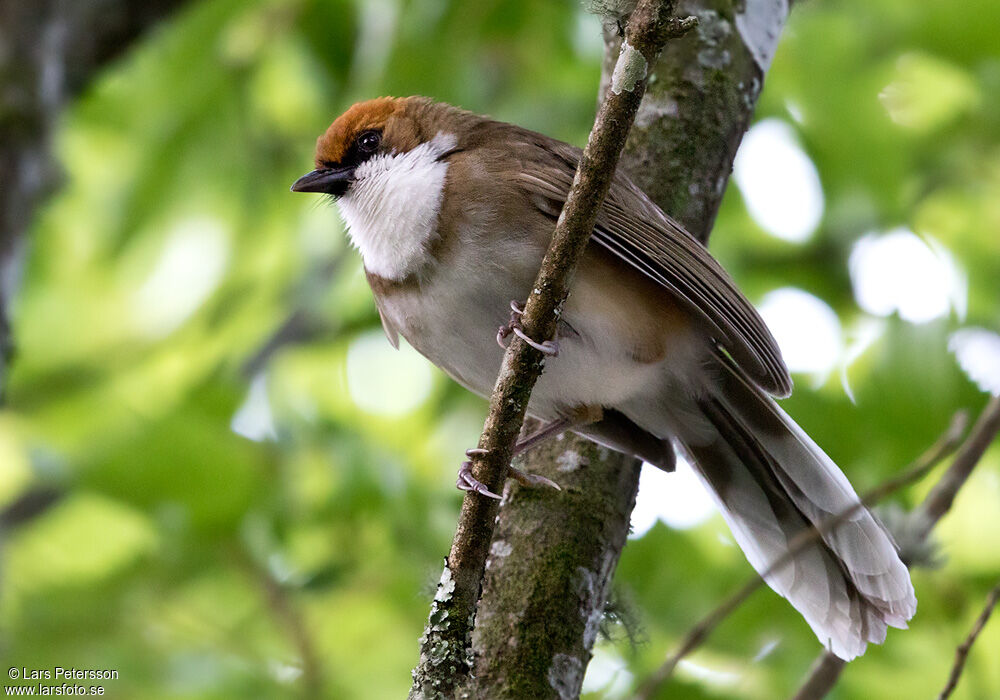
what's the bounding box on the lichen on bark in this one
[409,2,689,696]
[465,429,641,698]
[413,0,791,695]
[604,0,787,239]
[462,1,790,696]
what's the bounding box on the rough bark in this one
[0,0,187,395]
[460,1,790,697]
[408,4,693,696]
[468,430,641,698]
[606,0,789,241]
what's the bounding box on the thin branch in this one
[791,396,1000,700]
[918,396,1000,533]
[790,651,846,700]
[0,486,64,531]
[635,410,970,700]
[407,3,696,697]
[936,579,1000,700]
[460,2,784,692]
[241,553,324,698]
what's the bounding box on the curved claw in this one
[456,461,502,500]
[465,448,489,457]
[510,466,562,491]
[497,299,558,355]
[510,326,559,356]
[497,325,511,349]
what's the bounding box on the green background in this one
[2,0,999,698]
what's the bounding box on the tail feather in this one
[675,358,916,660]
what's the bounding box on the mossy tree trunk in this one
[465,1,789,696]
[0,0,189,533]
[0,0,188,395]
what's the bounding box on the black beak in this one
[290,166,355,196]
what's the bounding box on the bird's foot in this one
[496,300,559,356]
[457,447,562,500]
[508,466,561,491]
[456,458,501,500]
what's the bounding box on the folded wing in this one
[512,137,792,398]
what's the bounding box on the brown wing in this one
[512,137,792,398]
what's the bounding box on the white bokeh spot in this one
[949,327,1000,396]
[231,373,278,441]
[677,659,742,687]
[759,287,842,377]
[133,217,229,337]
[581,647,632,699]
[734,119,824,243]
[630,458,717,538]
[346,332,432,417]
[849,228,965,324]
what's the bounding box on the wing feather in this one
[513,141,792,397]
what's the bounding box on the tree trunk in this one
[466,1,789,696]
[468,427,641,698]
[0,0,188,395]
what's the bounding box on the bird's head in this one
[290,97,470,280]
[291,96,446,197]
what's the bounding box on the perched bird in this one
[291,96,916,659]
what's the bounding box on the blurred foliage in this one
[1,0,998,698]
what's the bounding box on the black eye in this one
[357,130,381,154]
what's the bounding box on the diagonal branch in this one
[458,1,795,694]
[0,486,64,531]
[917,396,1000,534]
[635,409,971,700]
[790,651,848,700]
[936,578,1000,700]
[239,551,325,698]
[790,395,1000,700]
[407,2,696,697]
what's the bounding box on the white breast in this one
[336,132,456,280]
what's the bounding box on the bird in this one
[291,96,916,660]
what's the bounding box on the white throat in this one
[337,132,456,280]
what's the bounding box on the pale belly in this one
[375,251,669,421]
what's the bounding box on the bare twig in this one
[462,1,796,693]
[918,396,1000,533]
[407,2,697,697]
[467,427,642,696]
[0,486,64,531]
[241,553,324,698]
[790,397,1000,700]
[790,651,846,700]
[936,579,1000,700]
[789,398,1000,700]
[635,410,970,700]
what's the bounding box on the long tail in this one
[676,358,916,660]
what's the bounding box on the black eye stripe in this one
[320,130,383,172]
